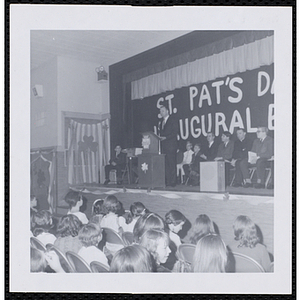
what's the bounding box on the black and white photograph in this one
[9,4,293,294]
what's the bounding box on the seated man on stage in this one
[104,145,126,185]
[231,128,253,188]
[215,131,234,186]
[183,143,205,185]
[177,141,194,184]
[250,127,274,189]
[202,132,219,161]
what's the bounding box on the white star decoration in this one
[141,162,148,173]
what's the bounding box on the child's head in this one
[31,210,53,237]
[56,214,82,238]
[103,195,119,214]
[233,215,259,248]
[110,244,154,272]
[130,202,148,218]
[78,223,102,247]
[116,200,125,216]
[30,195,37,209]
[133,212,165,243]
[193,234,227,273]
[165,210,186,233]
[190,214,215,244]
[64,190,83,210]
[139,229,171,265]
[30,247,47,272]
[92,199,105,216]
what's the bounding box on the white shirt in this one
[100,212,127,232]
[36,232,56,246]
[78,246,109,267]
[208,141,214,148]
[182,149,194,165]
[67,211,89,224]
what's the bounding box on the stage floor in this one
[78,182,274,197]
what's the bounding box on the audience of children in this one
[190,214,215,244]
[54,214,83,254]
[110,244,154,272]
[139,229,172,272]
[64,191,89,224]
[227,215,271,272]
[30,190,273,273]
[192,233,228,273]
[165,210,186,249]
[78,223,109,267]
[31,210,56,245]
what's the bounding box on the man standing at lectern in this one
[159,102,178,187]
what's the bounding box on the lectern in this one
[138,132,165,188]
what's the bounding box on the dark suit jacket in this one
[203,141,219,161]
[159,114,178,154]
[216,140,234,161]
[251,136,274,159]
[190,151,206,173]
[232,136,253,160]
[109,152,126,166]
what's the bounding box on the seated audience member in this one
[104,145,126,185]
[133,212,166,243]
[110,244,154,273]
[31,247,65,273]
[32,210,56,246]
[139,229,172,272]
[78,223,109,267]
[250,127,274,189]
[227,215,271,272]
[90,199,105,227]
[231,128,253,188]
[177,141,194,184]
[165,210,186,249]
[125,202,149,233]
[190,214,215,245]
[54,214,83,254]
[215,131,234,186]
[183,143,205,185]
[202,132,219,161]
[100,195,128,233]
[192,234,228,273]
[64,190,89,224]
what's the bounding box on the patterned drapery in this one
[30,148,56,213]
[67,118,110,185]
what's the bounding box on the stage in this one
[56,183,274,256]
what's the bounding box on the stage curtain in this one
[30,148,56,213]
[67,118,110,185]
[131,33,273,100]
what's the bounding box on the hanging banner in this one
[131,64,274,149]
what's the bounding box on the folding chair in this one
[90,261,110,273]
[231,252,265,273]
[66,251,92,273]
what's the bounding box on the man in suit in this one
[231,128,253,188]
[251,127,274,189]
[159,102,179,187]
[104,145,126,185]
[215,131,234,186]
[202,132,219,161]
